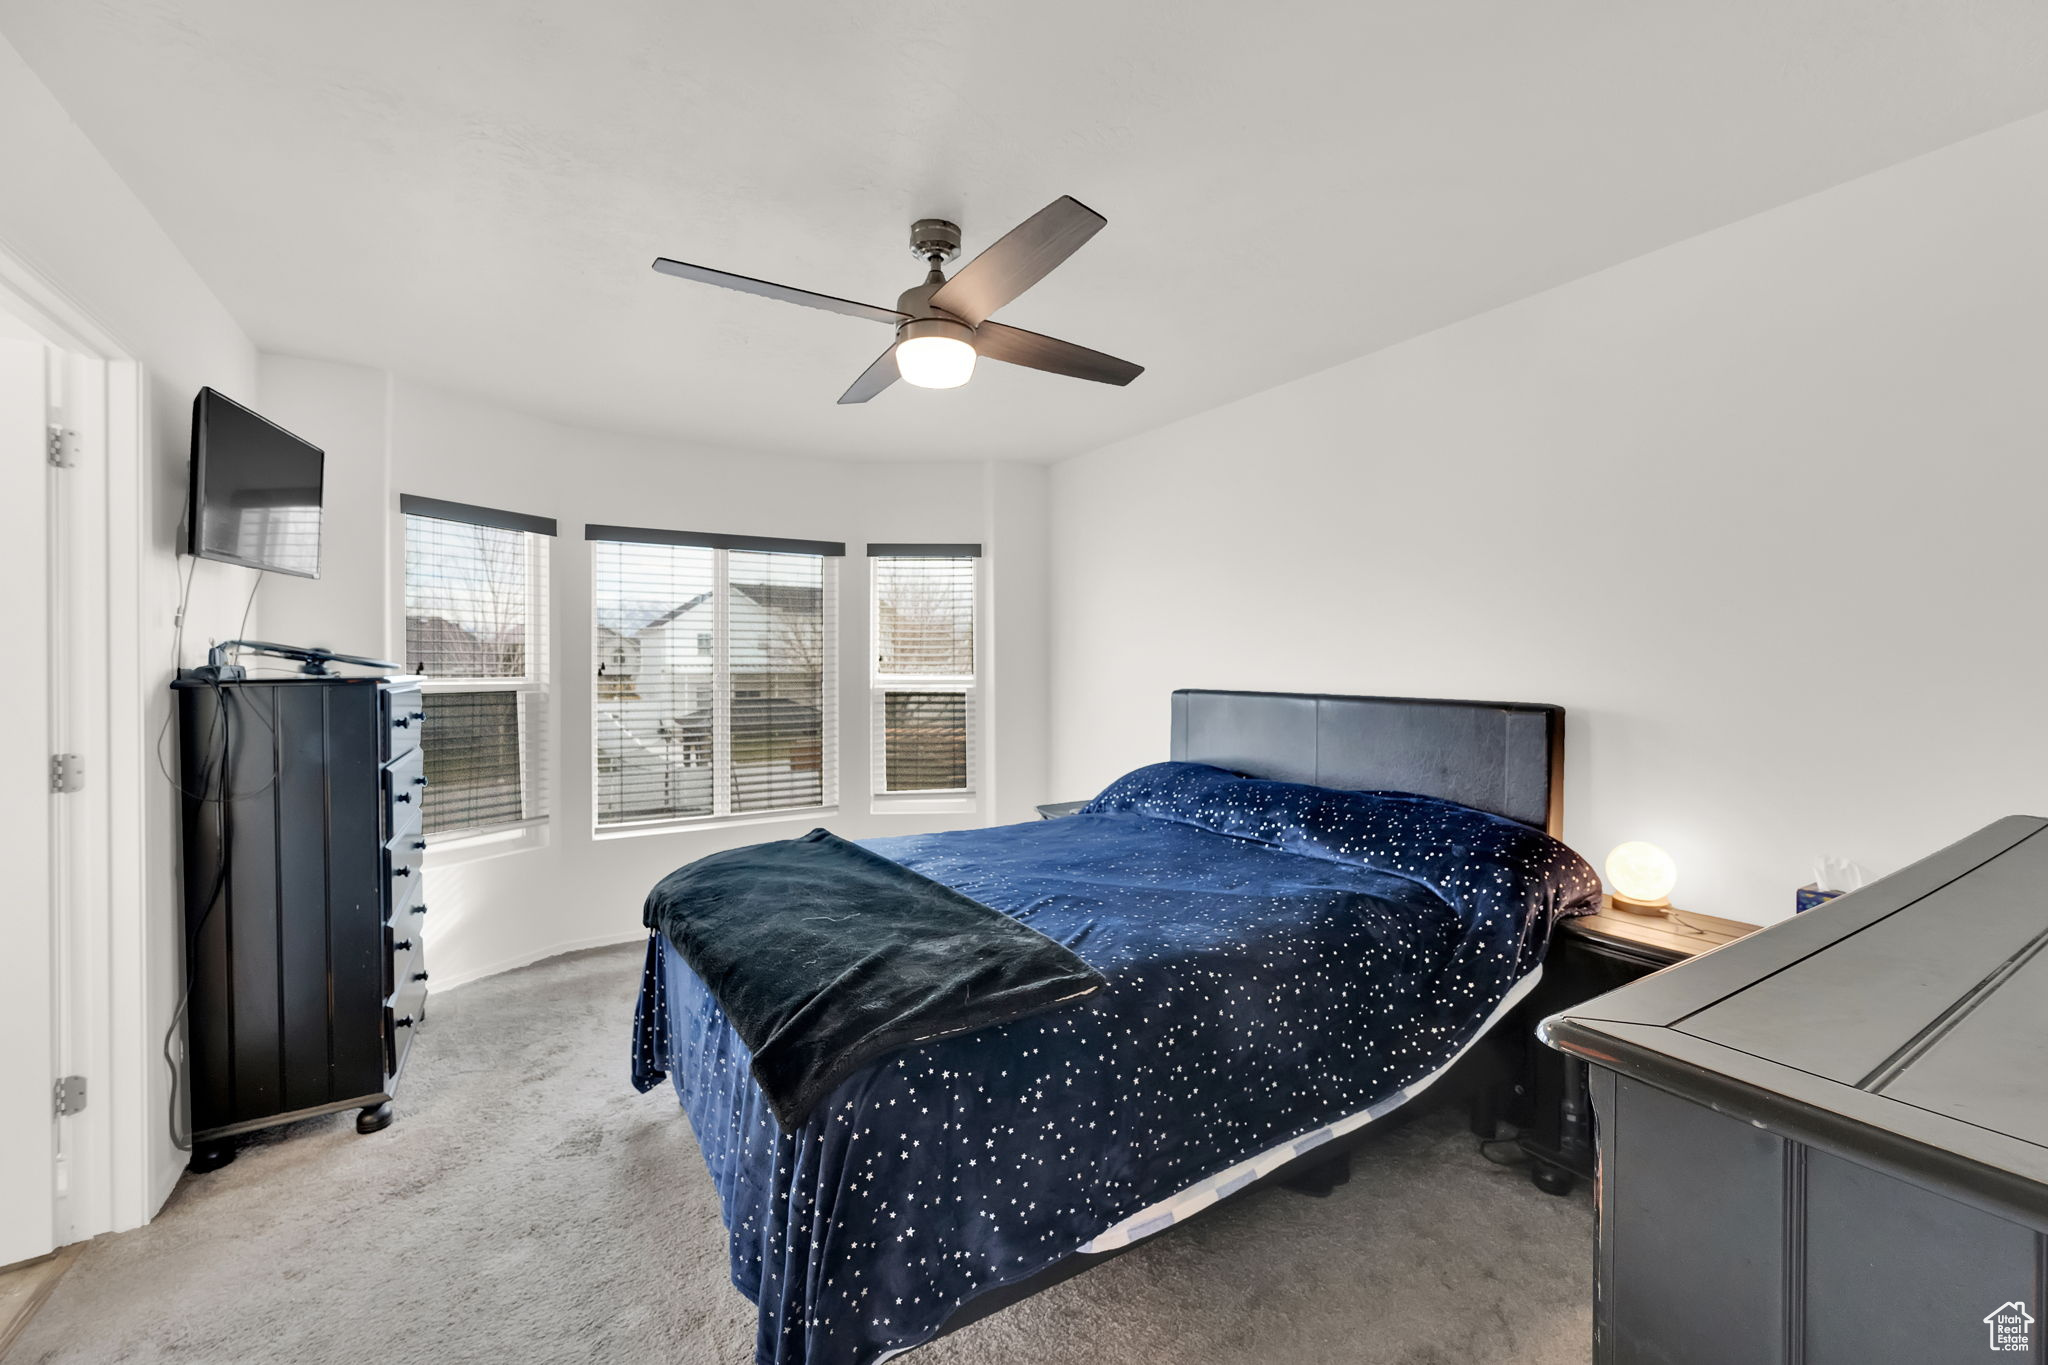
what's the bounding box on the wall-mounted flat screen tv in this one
[188,387,324,578]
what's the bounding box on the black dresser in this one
[1544,816,2048,1365]
[175,672,429,1168]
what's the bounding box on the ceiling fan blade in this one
[928,196,1106,326]
[652,258,908,326]
[973,321,1143,386]
[837,345,900,404]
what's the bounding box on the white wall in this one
[0,32,262,1221]
[1048,112,2048,926]
[259,358,1051,989]
[982,461,1051,827]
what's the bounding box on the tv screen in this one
[188,387,323,578]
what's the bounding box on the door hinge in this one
[49,753,84,793]
[46,424,78,468]
[54,1075,87,1117]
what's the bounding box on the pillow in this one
[1082,761,1600,937]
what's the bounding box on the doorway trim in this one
[0,237,154,1241]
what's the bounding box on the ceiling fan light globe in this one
[896,335,976,389]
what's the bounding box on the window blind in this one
[882,691,969,791]
[869,553,977,795]
[875,555,975,674]
[728,550,833,813]
[401,507,552,837]
[404,517,537,679]
[419,691,531,830]
[592,535,837,827]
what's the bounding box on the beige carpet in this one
[11,945,1592,1364]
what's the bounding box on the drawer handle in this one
[394,1016,415,1030]
[412,971,430,983]
[395,792,411,804]
[413,775,429,787]
[392,939,413,952]
[393,865,411,877]
[412,840,427,851]
[412,904,427,917]
[410,711,425,722]
[393,716,410,729]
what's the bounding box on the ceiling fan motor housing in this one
[896,273,966,327]
[895,315,974,347]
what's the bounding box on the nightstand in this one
[1488,898,1760,1194]
[1035,801,1088,820]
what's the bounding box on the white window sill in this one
[593,805,841,841]
[427,820,550,865]
[870,792,978,817]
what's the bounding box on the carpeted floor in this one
[10,945,1593,1365]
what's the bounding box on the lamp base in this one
[1608,894,1672,917]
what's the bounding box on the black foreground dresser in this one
[1543,816,2048,1365]
[175,672,430,1168]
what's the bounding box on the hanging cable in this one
[159,569,265,1153]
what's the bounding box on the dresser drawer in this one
[398,934,429,998]
[383,832,424,911]
[383,684,424,762]
[382,745,426,844]
[383,917,422,1000]
[389,871,429,927]
[385,973,428,1079]
[388,931,427,1004]
[383,877,425,997]
[394,885,429,944]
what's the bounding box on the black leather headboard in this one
[1170,689,1565,837]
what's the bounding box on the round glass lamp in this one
[895,318,977,390]
[1605,841,1677,916]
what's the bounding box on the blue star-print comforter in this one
[631,762,1600,1365]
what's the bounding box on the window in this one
[589,525,841,828]
[869,545,978,797]
[400,496,555,839]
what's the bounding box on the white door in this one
[0,337,54,1266]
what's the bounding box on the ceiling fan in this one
[651,195,1144,404]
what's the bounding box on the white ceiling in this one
[6,2,2048,462]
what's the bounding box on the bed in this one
[630,689,1599,1365]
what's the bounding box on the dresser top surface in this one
[1545,815,2048,1221]
[174,670,421,689]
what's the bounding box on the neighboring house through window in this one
[590,524,840,828]
[869,545,979,799]
[399,495,555,839]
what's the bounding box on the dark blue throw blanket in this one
[642,828,1106,1127]
[631,763,1599,1365]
